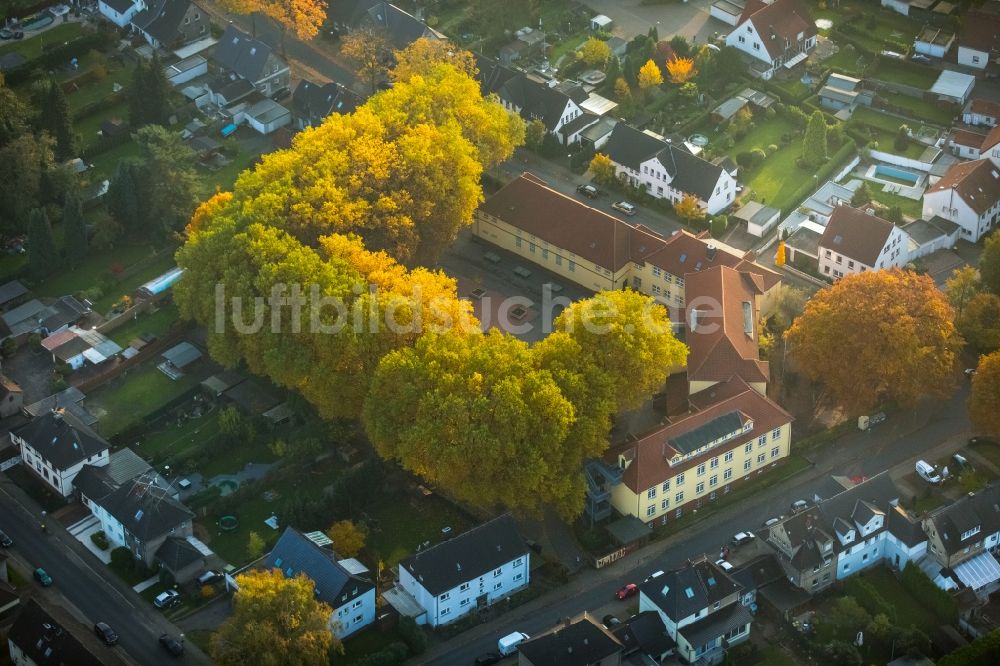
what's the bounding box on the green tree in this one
[957,293,1000,353]
[246,531,266,559]
[340,25,393,93]
[785,269,960,414]
[981,230,1000,296]
[824,640,863,666]
[970,351,1000,437]
[802,110,828,167]
[210,569,339,665]
[895,123,910,152]
[128,56,171,127]
[106,159,143,236]
[0,81,30,148]
[605,56,621,87]
[524,118,547,151]
[0,134,54,235]
[851,181,871,206]
[27,208,58,281]
[767,286,809,334]
[397,616,427,655]
[127,58,148,127]
[36,80,75,160]
[133,125,197,236]
[62,190,88,268]
[945,265,981,317]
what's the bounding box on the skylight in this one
[707,576,716,587]
[685,587,695,598]
[679,253,687,263]
[833,235,843,245]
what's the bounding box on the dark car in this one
[615,583,638,600]
[159,634,184,657]
[576,184,600,199]
[0,530,12,547]
[94,622,118,646]
[270,87,291,102]
[602,614,622,628]
[474,653,501,666]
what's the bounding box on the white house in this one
[11,410,109,498]
[963,98,1000,128]
[923,158,1000,242]
[639,557,751,665]
[602,123,737,215]
[397,514,529,627]
[957,12,1000,70]
[948,128,990,160]
[725,0,817,80]
[98,0,143,27]
[901,216,961,261]
[261,528,376,638]
[817,206,911,280]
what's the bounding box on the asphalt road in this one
[0,480,202,666]
[418,383,973,665]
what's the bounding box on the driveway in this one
[585,0,731,43]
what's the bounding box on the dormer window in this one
[962,526,981,541]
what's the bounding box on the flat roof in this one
[931,70,976,99]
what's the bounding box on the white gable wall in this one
[924,187,999,242]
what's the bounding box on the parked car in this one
[153,589,181,609]
[474,653,501,666]
[602,614,622,628]
[94,622,118,646]
[33,568,52,586]
[615,583,638,600]
[911,54,932,65]
[576,184,600,199]
[715,558,734,572]
[612,200,637,216]
[0,29,12,39]
[790,499,809,514]
[644,570,664,582]
[915,459,942,484]
[497,631,529,656]
[762,517,781,528]
[0,530,12,547]
[159,634,184,657]
[196,570,224,586]
[731,532,755,547]
[965,368,977,378]
[952,453,970,469]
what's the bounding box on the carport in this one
[953,552,1000,594]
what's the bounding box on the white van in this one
[915,460,942,484]
[498,631,529,656]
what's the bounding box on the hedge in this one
[845,576,894,620]
[937,627,1000,666]
[900,561,958,625]
[73,91,126,122]
[773,141,856,212]
[90,530,110,550]
[4,30,117,87]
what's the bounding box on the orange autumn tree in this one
[673,193,705,222]
[666,55,697,84]
[969,351,1000,437]
[220,0,325,52]
[785,269,961,415]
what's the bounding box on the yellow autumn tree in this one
[390,38,477,83]
[666,55,697,84]
[340,25,393,93]
[588,152,616,186]
[577,37,611,67]
[674,193,706,222]
[220,0,325,52]
[775,240,786,267]
[637,58,663,91]
[326,520,367,558]
[970,351,1000,437]
[613,77,631,101]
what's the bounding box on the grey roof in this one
[639,558,742,621]
[886,505,926,547]
[7,600,105,666]
[678,602,752,647]
[212,75,255,105]
[0,280,28,306]
[201,371,245,396]
[611,611,675,657]
[826,73,860,91]
[162,341,202,368]
[12,411,109,471]
[362,1,444,49]
[96,478,193,542]
[669,411,744,455]
[23,386,91,420]
[2,299,48,331]
[132,0,196,45]
[72,464,117,501]
[713,96,749,121]
[247,98,290,123]
[223,378,281,415]
[729,554,785,592]
[903,216,961,245]
[559,111,598,138]
[518,615,623,665]
[106,447,155,485]
[602,123,665,171]
[785,224,823,258]
[816,472,900,533]
[820,86,859,105]
[580,116,618,143]
[102,0,136,13]
[474,53,522,98]
[0,52,26,72]
[928,483,1000,555]
[553,80,590,105]
[155,536,204,571]
[607,515,653,545]
[496,74,575,131]
[264,527,373,609]
[734,201,780,227]
[401,514,528,596]
[214,25,279,82]
[291,80,360,126]
[74,448,167,502]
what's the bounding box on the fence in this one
[866,78,928,100]
[72,322,190,395]
[95,299,156,335]
[834,154,861,182]
[868,149,935,171]
[594,542,641,569]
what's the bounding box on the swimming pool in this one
[874,165,920,186]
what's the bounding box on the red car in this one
[616,583,638,600]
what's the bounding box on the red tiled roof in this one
[950,127,989,149]
[981,124,1000,153]
[741,0,817,61]
[819,206,895,267]
[610,376,792,493]
[969,98,1000,118]
[40,329,77,352]
[959,12,1000,54]
[478,174,782,287]
[684,266,769,385]
[927,158,1000,215]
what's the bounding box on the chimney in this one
[706,244,717,261]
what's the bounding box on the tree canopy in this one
[785,269,960,414]
[957,293,1000,354]
[390,38,477,82]
[340,26,393,93]
[210,569,338,666]
[27,208,57,281]
[981,231,1000,296]
[970,351,1000,438]
[578,37,611,67]
[944,265,981,318]
[802,110,828,167]
[638,59,663,90]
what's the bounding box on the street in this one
[0,479,207,665]
[417,383,973,664]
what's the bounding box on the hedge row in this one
[81,128,133,160]
[73,90,126,122]
[773,141,856,213]
[937,627,1000,666]
[845,575,894,620]
[4,30,116,87]
[900,561,958,625]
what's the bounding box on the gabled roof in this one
[518,614,623,665]
[497,74,575,131]
[264,527,373,609]
[678,601,753,647]
[927,483,1000,555]
[7,600,106,666]
[610,376,792,493]
[639,557,741,621]
[959,12,1000,53]
[611,610,675,656]
[291,80,361,126]
[0,279,27,306]
[162,341,202,368]
[155,536,204,571]
[730,554,785,592]
[950,127,989,149]
[685,265,770,385]
[981,124,1000,154]
[0,373,21,397]
[886,505,926,547]
[132,0,198,45]
[926,158,1000,215]
[101,0,137,14]
[474,53,522,98]
[96,478,193,542]
[213,25,280,83]
[968,97,1000,118]
[737,0,816,61]
[819,205,896,266]
[362,1,444,49]
[12,410,109,471]
[400,514,528,596]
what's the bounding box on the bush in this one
[90,530,110,550]
[766,144,779,155]
[398,616,428,655]
[937,627,1000,666]
[110,546,132,570]
[736,151,754,168]
[765,106,777,119]
[750,148,766,166]
[845,576,893,620]
[901,561,958,625]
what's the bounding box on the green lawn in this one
[137,407,221,464]
[821,47,871,76]
[856,567,938,633]
[0,21,83,58]
[33,243,158,299]
[87,360,209,437]
[730,116,797,157]
[880,92,957,126]
[107,302,180,347]
[75,100,128,150]
[872,58,939,89]
[194,150,261,199]
[730,118,818,211]
[64,62,130,114]
[851,108,928,159]
[363,492,476,569]
[969,439,1000,471]
[92,250,178,313]
[89,140,144,180]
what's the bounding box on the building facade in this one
[923,158,1000,242]
[725,0,817,79]
[11,411,109,498]
[817,206,912,280]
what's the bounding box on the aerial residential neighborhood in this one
[1,0,1000,665]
